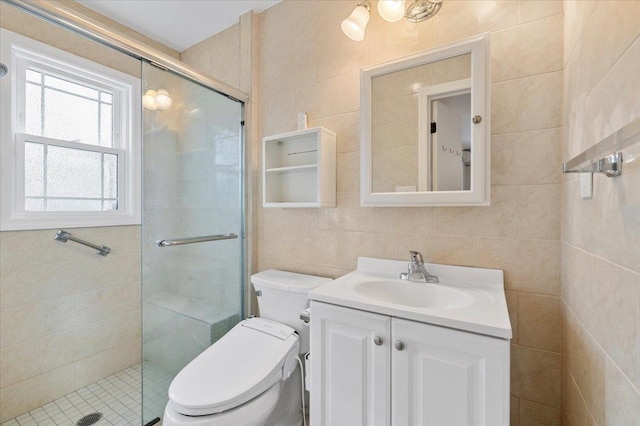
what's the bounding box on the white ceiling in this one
[77,0,281,52]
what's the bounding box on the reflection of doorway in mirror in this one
[418,79,471,192]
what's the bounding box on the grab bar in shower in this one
[156,233,238,247]
[54,230,111,256]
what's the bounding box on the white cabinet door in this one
[310,302,391,426]
[392,318,510,426]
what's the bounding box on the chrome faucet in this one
[399,250,439,283]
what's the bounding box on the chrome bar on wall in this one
[2,0,249,103]
[157,233,238,247]
[563,117,640,177]
[54,229,111,256]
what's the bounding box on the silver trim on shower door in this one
[156,233,238,247]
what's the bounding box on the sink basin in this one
[308,256,513,339]
[353,279,475,309]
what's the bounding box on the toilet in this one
[163,270,331,426]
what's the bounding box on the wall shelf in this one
[563,117,640,177]
[263,126,336,208]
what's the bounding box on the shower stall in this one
[0,1,247,424]
[140,62,245,423]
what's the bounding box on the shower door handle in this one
[157,233,238,247]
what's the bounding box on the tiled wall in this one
[561,1,640,424]
[256,1,564,424]
[0,227,141,421]
[181,24,241,90]
[0,3,179,421]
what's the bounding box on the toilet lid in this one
[168,318,299,416]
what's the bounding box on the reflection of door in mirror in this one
[418,78,471,192]
[370,53,471,194]
[431,93,471,191]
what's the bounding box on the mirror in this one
[361,35,490,206]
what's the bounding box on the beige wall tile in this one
[492,128,562,186]
[397,234,474,267]
[433,186,519,238]
[38,324,105,373]
[563,0,597,66]
[518,293,561,352]
[0,341,40,388]
[518,184,562,240]
[492,14,563,83]
[492,72,563,135]
[0,296,76,348]
[0,364,75,422]
[562,361,588,426]
[335,231,399,270]
[510,396,520,426]
[510,344,561,408]
[519,399,561,426]
[605,356,640,425]
[570,319,605,425]
[519,1,563,24]
[473,238,560,295]
[505,291,519,344]
[432,0,519,47]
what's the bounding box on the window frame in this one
[0,28,141,231]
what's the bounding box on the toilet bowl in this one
[163,270,331,426]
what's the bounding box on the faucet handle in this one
[409,250,424,265]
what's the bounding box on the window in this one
[0,29,141,230]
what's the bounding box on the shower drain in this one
[76,412,103,426]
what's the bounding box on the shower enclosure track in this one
[2,0,248,103]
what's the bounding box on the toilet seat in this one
[168,318,299,416]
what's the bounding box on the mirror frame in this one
[360,34,490,207]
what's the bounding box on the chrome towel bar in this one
[54,230,111,256]
[563,117,640,177]
[157,233,238,247]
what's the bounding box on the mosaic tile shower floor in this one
[2,365,143,426]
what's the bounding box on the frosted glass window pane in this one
[44,74,98,99]
[47,199,102,211]
[44,88,99,145]
[25,83,42,135]
[47,145,101,198]
[26,69,41,83]
[100,104,113,147]
[103,199,118,210]
[101,92,113,104]
[104,153,118,198]
[25,198,44,211]
[24,142,44,197]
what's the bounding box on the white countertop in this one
[309,257,512,339]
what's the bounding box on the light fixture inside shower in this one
[341,0,443,41]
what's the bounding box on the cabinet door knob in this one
[394,340,405,351]
[373,336,384,346]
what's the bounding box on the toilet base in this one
[163,369,303,426]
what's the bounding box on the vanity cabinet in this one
[262,126,336,208]
[310,301,510,426]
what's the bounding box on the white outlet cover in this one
[580,173,593,199]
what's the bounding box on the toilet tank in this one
[251,270,331,354]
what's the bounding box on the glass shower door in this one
[140,62,244,424]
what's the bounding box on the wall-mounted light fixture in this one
[143,89,173,110]
[341,0,443,41]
